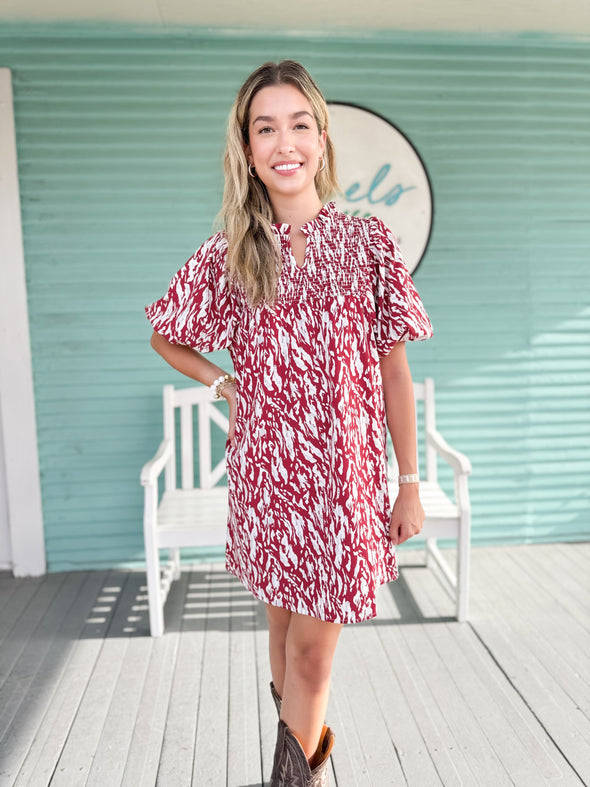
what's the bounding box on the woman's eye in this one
[295,123,309,130]
[258,126,273,134]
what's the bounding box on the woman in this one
[146,60,432,786]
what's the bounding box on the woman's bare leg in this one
[281,611,342,760]
[265,603,292,696]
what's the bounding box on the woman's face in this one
[245,83,326,209]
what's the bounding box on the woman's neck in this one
[271,194,324,230]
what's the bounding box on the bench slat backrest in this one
[162,384,229,492]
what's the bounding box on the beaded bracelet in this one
[210,373,236,400]
[398,473,420,485]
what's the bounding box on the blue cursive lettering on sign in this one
[344,164,415,206]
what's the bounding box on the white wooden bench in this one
[141,379,472,636]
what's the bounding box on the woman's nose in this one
[277,129,295,152]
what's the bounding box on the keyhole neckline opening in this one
[271,201,336,237]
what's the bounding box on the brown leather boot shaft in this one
[270,719,334,787]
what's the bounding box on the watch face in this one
[328,102,433,274]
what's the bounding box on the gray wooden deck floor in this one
[0,543,588,787]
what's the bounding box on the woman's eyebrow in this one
[252,110,313,124]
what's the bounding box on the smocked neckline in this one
[272,201,336,236]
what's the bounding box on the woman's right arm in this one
[150,331,237,441]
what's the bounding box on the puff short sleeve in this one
[145,231,237,352]
[370,216,433,356]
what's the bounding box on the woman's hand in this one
[389,484,425,545]
[221,383,237,445]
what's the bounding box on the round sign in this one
[327,102,433,274]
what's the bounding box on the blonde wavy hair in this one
[221,60,339,307]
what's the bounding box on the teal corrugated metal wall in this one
[1,25,588,570]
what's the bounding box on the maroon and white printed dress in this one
[146,201,432,624]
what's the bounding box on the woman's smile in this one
[273,161,303,174]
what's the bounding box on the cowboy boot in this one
[270,681,282,715]
[270,719,334,787]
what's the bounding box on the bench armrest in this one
[427,428,472,476]
[140,439,173,487]
[427,427,472,524]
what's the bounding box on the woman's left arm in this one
[379,342,425,545]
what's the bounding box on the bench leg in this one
[425,537,436,568]
[145,543,165,637]
[170,547,181,581]
[456,513,471,622]
[143,486,165,637]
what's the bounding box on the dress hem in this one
[225,556,398,625]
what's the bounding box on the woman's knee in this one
[288,644,332,687]
[285,617,341,688]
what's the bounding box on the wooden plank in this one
[0,574,65,690]
[2,571,107,783]
[254,598,277,787]
[499,547,590,710]
[155,565,207,786]
[330,623,405,786]
[85,571,154,787]
[192,565,231,786]
[472,546,590,692]
[380,568,516,786]
[470,547,590,785]
[0,576,43,649]
[0,546,587,786]
[375,581,475,786]
[396,555,456,623]
[10,571,114,787]
[226,573,263,787]
[549,544,590,600]
[0,573,85,747]
[325,663,367,787]
[0,575,22,620]
[451,625,580,786]
[49,573,135,787]
[405,547,585,784]
[414,571,572,786]
[468,619,589,786]
[347,618,443,786]
[554,542,590,574]
[508,544,590,620]
[121,570,189,787]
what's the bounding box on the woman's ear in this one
[319,129,327,155]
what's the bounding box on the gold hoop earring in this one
[318,157,326,172]
[248,163,256,177]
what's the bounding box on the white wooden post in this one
[455,472,471,622]
[0,69,46,576]
[143,481,164,636]
[0,421,11,569]
[180,404,194,490]
[424,377,438,483]
[163,385,176,491]
[198,402,213,489]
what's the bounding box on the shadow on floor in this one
[78,563,455,640]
